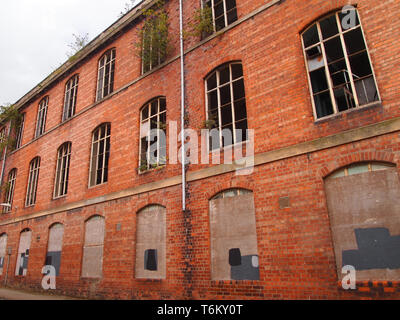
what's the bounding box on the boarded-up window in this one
[82,216,105,278]
[324,162,400,281]
[135,205,166,279]
[0,233,7,275]
[15,229,32,276]
[45,224,64,276]
[209,189,259,280]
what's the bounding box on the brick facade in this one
[0,0,399,299]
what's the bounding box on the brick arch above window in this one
[137,204,166,214]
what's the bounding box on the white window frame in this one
[35,97,48,138]
[96,49,116,101]
[139,97,167,172]
[25,157,40,207]
[63,75,79,121]
[3,169,17,213]
[53,142,72,199]
[204,0,238,32]
[301,9,381,120]
[89,124,111,187]
[205,62,248,150]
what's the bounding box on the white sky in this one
[0,0,141,105]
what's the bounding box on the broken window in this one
[96,49,116,101]
[3,168,17,213]
[206,62,248,150]
[45,223,64,276]
[204,0,238,32]
[35,97,48,138]
[135,205,166,279]
[302,9,380,119]
[89,123,110,187]
[209,189,259,280]
[15,229,31,276]
[14,113,25,149]
[63,74,79,121]
[139,97,167,172]
[0,233,7,275]
[25,157,40,207]
[54,142,71,198]
[82,216,105,278]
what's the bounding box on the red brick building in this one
[0,0,399,299]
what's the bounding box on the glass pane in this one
[141,105,149,120]
[225,0,236,11]
[214,1,224,18]
[334,87,356,112]
[329,59,349,87]
[234,99,247,121]
[227,9,237,25]
[349,51,372,78]
[208,90,218,109]
[233,79,245,100]
[207,74,217,90]
[314,91,334,118]
[354,76,379,105]
[215,16,225,31]
[347,163,369,176]
[231,64,243,80]
[219,84,231,106]
[320,15,339,39]
[151,101,158,116]
[344,28,366,55]
[221,124,233,147]
[219,66,230,85]
[159,98,166,112]
[324,36,344,62]
[235,119,248,142]
[302,25,319,48]
[310,68,329,94]
[220,104,233,126]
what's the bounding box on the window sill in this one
[88,182,108,190]
[314,101,382,124]
[209,140,250,154]
[52,195,67,201]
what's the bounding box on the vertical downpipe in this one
[179,0,186,212]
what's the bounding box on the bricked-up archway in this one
[15,229,32,277]
[0,233,7,275]
[45,223,64,276]
[209,189,259,280]
[324,162,400,282]
[135,205,166,279]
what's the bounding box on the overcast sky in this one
[0,0,141,105]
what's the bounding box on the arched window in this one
[139,97,167,172]
[301,8,380,119]
[54,142,72,198]
[324,162,400,281]
[3,168,17,213]
[45,223,64,276]
[82,216,105,278]
[89,123,111,187]
[63,74,79,121]
[209,188,259,280]
[14,113,25,149]
[25,157,40,207]
[0,233,7,275]
[15,229,32,276]
[35,96,48,138]
[204,0,238,32]
[96,49,116,101]
[205,62,248,150]
[135,205,166,279]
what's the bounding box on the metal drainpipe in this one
[179,0,186,212]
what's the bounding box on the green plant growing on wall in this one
[185,5,214,40]
[0,104,23,154]
[135,1,171,73]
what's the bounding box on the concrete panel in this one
[84,216,105,246]
[48,224,64,252]
[325,168,400,281]
[135,205,166,279]
[209,192,259,280]
[81,217,104,278]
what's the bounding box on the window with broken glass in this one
[204,0,238,32]
[89,124,110,187]
[96,49,116,101]
[302,9,380,120]
[3,169,17,213]
[35,97,48,138]
[63,75,79,121]
[139,97,167,172]
[14,113,25,149]
[205,62,248,150]
[25,157,40,207]
[54,142,71,198]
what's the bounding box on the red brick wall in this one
[0,0,399,299]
